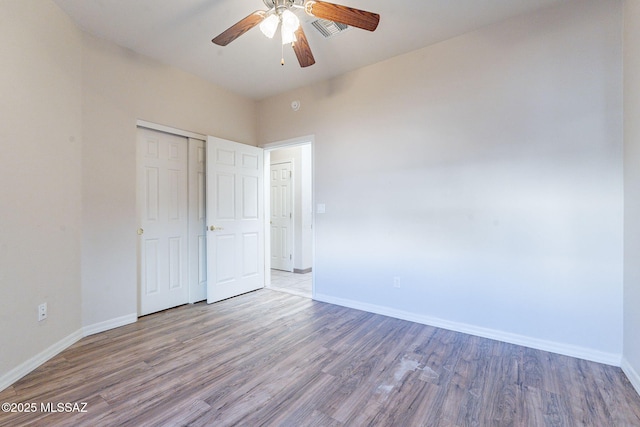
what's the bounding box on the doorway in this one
[264,138,314,298]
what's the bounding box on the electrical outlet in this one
[38,303,47,321]
[393,277,401,288]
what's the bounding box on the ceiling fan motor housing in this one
[263,0,302,9]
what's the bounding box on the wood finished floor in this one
[1,289,639,427]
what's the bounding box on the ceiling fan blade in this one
[305,1,379,32]
[212,11,266,46]
[292,26,316,68]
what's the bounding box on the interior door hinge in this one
[290,254,292,260]
[290,212,292,219]
[289,171,292,178]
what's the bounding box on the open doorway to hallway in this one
[264,140,313,298]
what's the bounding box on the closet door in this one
[137,127,189,315]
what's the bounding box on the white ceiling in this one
[53,0,566,100]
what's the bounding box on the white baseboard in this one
[0,329,83,392]
[82,313,137,337]
[622,357,640,396]
[0,313,138,392]
[314,293,622,366]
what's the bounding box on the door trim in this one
[137,119,206,141]
[262,134,315,150]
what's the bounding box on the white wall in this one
[623,0,640,392]
[258,0,623,362]
[0,0,83,378]
[270,145,313,271]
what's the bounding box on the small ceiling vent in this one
[311,19,349,38]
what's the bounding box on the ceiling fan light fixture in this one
[273,9,299,45]
[281,10,300,33]
[259,13,279,38]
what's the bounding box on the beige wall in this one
[258,0,624,362]
[81,32,257,328]
[623,0,640,391]
[0,0,257,384]
[0,0,83,377]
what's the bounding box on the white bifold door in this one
[206,136,265,303]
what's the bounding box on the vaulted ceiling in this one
[53,0,567,100]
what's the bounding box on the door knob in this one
[210,225,224,231]
[137,228,144,235]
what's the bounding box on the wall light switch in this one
[317,203,326,214]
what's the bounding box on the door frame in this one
[136,120,207,310]
[261,135,315,298]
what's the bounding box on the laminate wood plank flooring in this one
[1,289,639,426]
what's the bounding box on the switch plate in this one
[317,203,326,214]
[393,277,401,288]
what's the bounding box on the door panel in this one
[242,232,259,276]
[137,128,189,315]
[144,239,159,294]
[243,176,259,219]
[206,136,264,303]
[217,173,235,219]
[145,168,159,220]
[169,237,181,288]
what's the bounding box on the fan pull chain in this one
[281,42,285,66]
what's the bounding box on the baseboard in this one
[0,329,83,392]
[622,357,640,396]
[0,313,138,393]
[293,267,312,274]
[314,293,622,367]
[82,313,137,336]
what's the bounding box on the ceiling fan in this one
[212,0,380,68]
